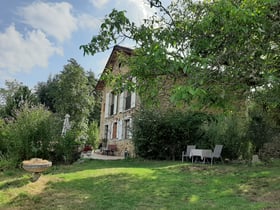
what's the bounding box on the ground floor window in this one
[112,122,117,139]
[104,125,109,140]
[124,119,132,139]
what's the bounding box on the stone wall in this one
[106,139,135,157]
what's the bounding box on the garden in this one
[1,0,280,209]
[1,159,280,210]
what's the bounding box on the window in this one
[110,93,115,115]
[125,92,131,110]
[116,94,119,113]
[104,125,109,140]
[112,122,117,139]
[124,119,131,139]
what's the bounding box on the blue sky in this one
[0,0,171,89]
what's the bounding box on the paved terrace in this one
[81,151,124,160]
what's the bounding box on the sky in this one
[0,0,171,89]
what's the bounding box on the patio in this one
[81,151,124,160]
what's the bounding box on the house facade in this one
[96,45,139,156]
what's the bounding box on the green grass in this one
[0,159,280,210]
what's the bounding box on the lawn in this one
[0,159,279,210]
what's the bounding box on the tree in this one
[0,80,22,105]
[35,75,60,113]
[80,0,280,111]
[87,71,101,125]
[54,58,94,141]
[0,80,38,118]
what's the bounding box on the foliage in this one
[0,60,101,167]
[201,114,252,160]
[87,121,99,148]
[35,75,60,113]
[87,71,101,124]
[133,109,260,160]
[35,62,101,145]
[0,80,22,106]
[53,131,80,164]
[81,0,280,111]
[5,104,61,165]
[246,104,280,155]
[1,104,82,166]
[0,81,38,118]
[54,58,94,142]
[0,153,17,171]
[0,119,8,155]
[132,109,214,160]
[80,0,280,159]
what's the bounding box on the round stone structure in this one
[22,158,52,181]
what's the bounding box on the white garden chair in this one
[210,145,223,165]
[182,145,196,162]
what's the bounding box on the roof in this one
[95,45,133,91]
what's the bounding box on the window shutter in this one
[128,118,133,139]
[131,92,136,108]
[107,123,111,140]
[113,94,118,114]
[119,92,124,112]
[117,120,123,140]
[110,122,114,139]
[105,92,110,117]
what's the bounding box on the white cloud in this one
[118,0,155,24]
[0,25,62,76]
[77,14,101,30]
[89,0,109,9]
[19,1,77,42]
[105,0,156,26]
[88,0,158,30]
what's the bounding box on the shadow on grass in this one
[0,176,30,190]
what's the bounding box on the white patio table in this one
[190,149,212,164]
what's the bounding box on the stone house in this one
[96,45,139,156]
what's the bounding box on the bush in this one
[3,104,82,165]
[5,105,62,165]
[133,109,256,161]
[0,118,8,155]
[87,121,99,148]
[0,153,17,171]
[132,109,214,160]
[53,131,80,164]
[201,114,252,160]
[247,108,278,153]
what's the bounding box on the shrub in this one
[2,104,85,166]
[201,114,252,160]
[132,109,214,160]
[53,131,80,164]
[5,104,62,165]
[0,118,8,155]
[87,121,99,148]
[247,108,277,153]
[0,153,17,171]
